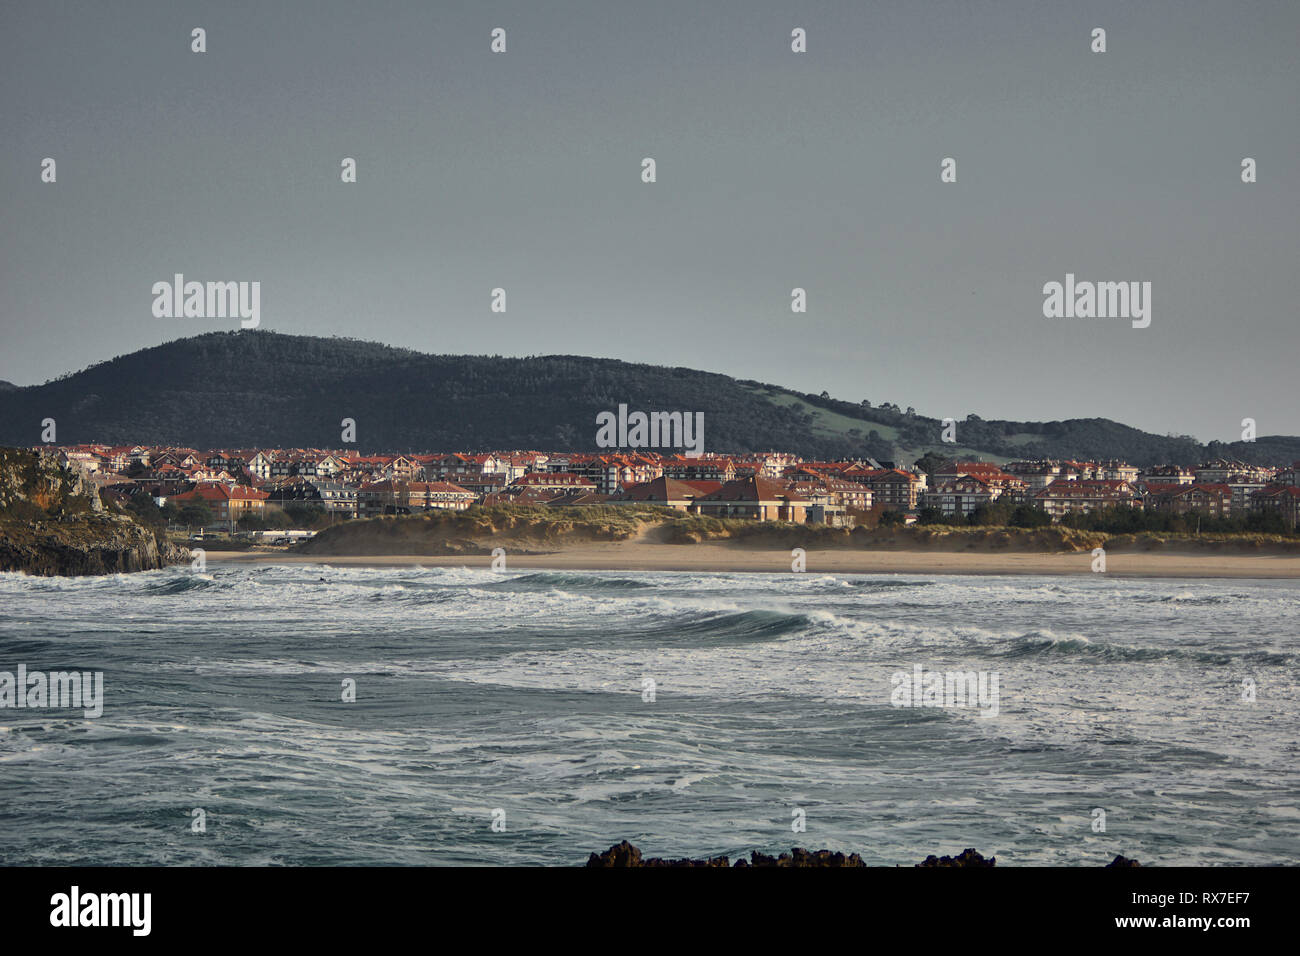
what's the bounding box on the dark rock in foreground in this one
[586,841,863,867]
[587,842,1142,867]
[740,848,866,868]
[916,848,996,867]
[585,840,731,867]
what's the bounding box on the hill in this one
[0,331,1294,465]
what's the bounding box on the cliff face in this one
[0,446,102,515]
[0,447,188,576]
[0,512,187,575]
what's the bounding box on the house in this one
[931,462,1026,501]
[170,482,270,528]
[104,446,134,472]
[613,476,720,511]
[382,456,421,481]
[264,477,326,506]
[311,481,360,518]
[1138,465,1194,486]
[510,472,598,492]
[788,477,871,513]
[600,454,663,494]
[922,476,996,518]
[1092,460,1139,483]
[1195,459,1272,486]
[1142,483,1231,518]
[841,467,924,511]
[1226,478,1268,515]
[661,456,736,483]
[1273,462,1300,488]
[448,474,508,497]
[435,453,501,478]
[689,476,811,523]
[785,480,856,526]
[57,449,100,474]
[1005,460,1083,490]
[735,453,802,480]
[1250,486,1300,529]
[358,480,476,517]
[243,451,274,480]
[134,463,193,496]
[488,473,599,505]
[1033,479,1139,518]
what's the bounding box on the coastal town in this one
[35,444,1300,536]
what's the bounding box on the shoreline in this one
[204,542,1300,579]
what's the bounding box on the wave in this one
[478,572,656,593]
[139,574,223,595]
[663,609,812,644]
[993,631,1295,666]
[1151,592,1241,606]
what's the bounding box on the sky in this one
[2,0,1297,442]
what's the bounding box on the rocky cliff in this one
[0,447,188,575]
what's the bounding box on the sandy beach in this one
[203,542,1300,579]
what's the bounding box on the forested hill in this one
[0,331,1293,466]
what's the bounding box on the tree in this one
[967,500,1014,526]
[916,506,946,525]
[125,493,165,527]
[913,452,949,477]
[283,502,327,528]
[179,501,214,529]
[1009,505,1051,528]
[259,507,295,530]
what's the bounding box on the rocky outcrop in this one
[740,848,866,868]
[916,848,996,867]
[585,841,864,868]
[0,512,187,575]
[0,447,102,515]
[586,842,1142,867]
[586,841,732,868]
[0,447,188,576]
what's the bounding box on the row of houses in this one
[921,460,1295,524]
[41,444,1300,530]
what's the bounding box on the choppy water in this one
[1,563,1297,865]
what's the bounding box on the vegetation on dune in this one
[305,504,1300,556]
[296,505,1114,555]
[297,504,683,555]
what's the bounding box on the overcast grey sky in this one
[2,0,1297,441]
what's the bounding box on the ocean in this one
[1,563,1296,866]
